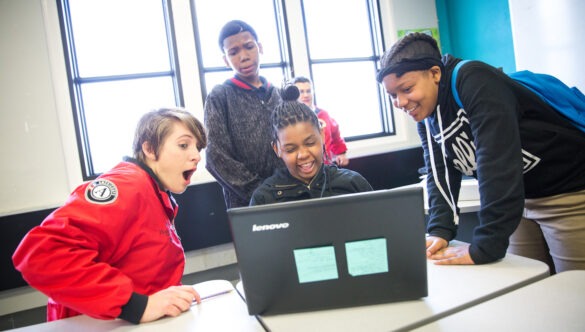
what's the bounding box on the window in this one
[300,0,391,139]
[191,0,390,140]
[192,0,290,95]
[59,0,393,180]
[59,0,179,178]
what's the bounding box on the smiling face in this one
[273,121,324,184]
[222,31,263,86]
[294,82,314,109]
[382,66,442,122]
[143,121,202,194]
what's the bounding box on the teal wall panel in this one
[436,0,516,73]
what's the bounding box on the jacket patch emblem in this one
[85,179,118,204]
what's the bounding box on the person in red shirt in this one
[292,76,349,167]
[12,108,206,324]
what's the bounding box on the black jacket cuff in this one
[119,292,148,324]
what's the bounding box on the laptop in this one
[227,186,427,315]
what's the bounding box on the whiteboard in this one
[509,0,585,90]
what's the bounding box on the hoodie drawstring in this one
[425,105,459,225]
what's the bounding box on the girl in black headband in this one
[377,32,585,272]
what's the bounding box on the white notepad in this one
[192,279,234,304]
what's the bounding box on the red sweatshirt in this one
[12,160,185,322]
[316,108,347,164]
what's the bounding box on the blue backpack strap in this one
[451,60,470,109]
[510,70,585,133]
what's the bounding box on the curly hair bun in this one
[281,84,300,102]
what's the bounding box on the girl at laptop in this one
[13,108,206,324]
[250,85,372,205]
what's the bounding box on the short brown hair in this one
[132,108,207,164]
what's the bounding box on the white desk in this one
[413,270,585,332]
[12,246,551,332]
[10,286,265,332]
[253,244,549,332]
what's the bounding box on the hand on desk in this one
[140,285,201,323]
[426,236,475,265]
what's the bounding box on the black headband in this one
[376,57,443,83]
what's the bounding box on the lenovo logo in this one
[252,223,290,232]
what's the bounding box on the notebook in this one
[227,186,428,315]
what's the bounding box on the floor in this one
[0,264,240,331]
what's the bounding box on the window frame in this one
[57,0,182,180]
[298,0,393,142]
[54,0,420,183]
[190,0,393,143]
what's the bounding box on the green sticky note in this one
[346,238,388,277]
[293,246,338,283]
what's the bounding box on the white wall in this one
[388,0,439,35]
[0,0,72,216]
[509,0,585,90]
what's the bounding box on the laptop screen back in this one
[228,187,427,315]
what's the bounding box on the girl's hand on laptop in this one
[427,239,475,265]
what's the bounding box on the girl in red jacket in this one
[13,108,207,323]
